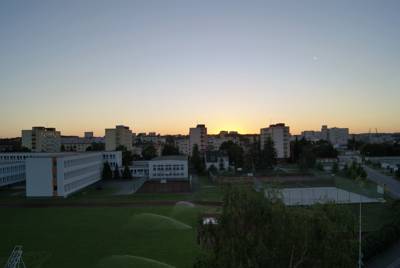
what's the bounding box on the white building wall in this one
[175,138,189,155]
[260,124,291,159]
[105,125,133,151]
[149,160,188,180]
[58,153,103,197]
[189,124,207,155]
[26,158,54,197]
[0,162,25,187]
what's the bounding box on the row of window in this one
[103,154,117,160]
[63,171,101,193]
[0,174,25,186]
[0,164,25,174]
[152,164,185,171]
[64,164,102,180]
[64,155,102,168]
[0,154,29,161]
[152,172,186,177]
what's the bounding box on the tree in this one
[116,145,134,166]
[101,162,113,180]
[122,165,132,179]
[113,164,120,179]
[299,146,316,171]
[332,162,339,174]
[316,162,324,171]
[260,137,277,169]
[142,144,157,160]
[244,141,261,171]
[313,140,338,158]
[191,144,205,174]
[86,142,105,151]
[220,141,244,169]
[195,187,357,268]
[162,144,180,156]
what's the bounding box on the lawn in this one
[0,206,203,268]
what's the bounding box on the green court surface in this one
[0,205,202,268]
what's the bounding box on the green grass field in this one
[0,174,397,267]
[0,206,202,268]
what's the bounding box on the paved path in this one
[367,240,400,268]
[363,165,400,199]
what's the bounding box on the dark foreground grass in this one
[0,206,202,268]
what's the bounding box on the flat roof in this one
[152,155,188,161]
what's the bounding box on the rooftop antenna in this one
[4,246,26,268]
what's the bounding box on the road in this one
[363,165,400,199]
[367,240,400,268]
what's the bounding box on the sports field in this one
[0,205,202,268]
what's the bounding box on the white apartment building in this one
[300,131,322,142]
[207,131,241,151]
[301,125,349,148]
[189,124,208,155]
[149,156,188,181]
[22,127,61,153]
[105,125,133,151]
[0,162,25,187]
[26,153,104,197]
[328,127,349,148]
[61,136,92,152]
[175,137,189,155]
[260,123,291,159]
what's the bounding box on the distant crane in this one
[3,246,26,268]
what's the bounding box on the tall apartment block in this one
[189,124,208,155]
[105,125,133,151]
[21,127,61,153]
[260,123,291,159]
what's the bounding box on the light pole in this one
[358,196,363,268]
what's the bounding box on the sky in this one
[0,0,399,137]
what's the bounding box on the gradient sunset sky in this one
[1,0,399,137]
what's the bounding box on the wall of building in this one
[0,162,25,187]
[26,158,53,197]
[149,159,188,180]
[260,124,291,159]
[57,153,103,197]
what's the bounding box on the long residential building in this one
[22,127,61,152]
[260,123,291,159]
[105,125,133,151]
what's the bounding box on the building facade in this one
[189,124,208,155]
[301,125,349,148]
[61,136,92,152]
[22,127,61,152]
[149,156,188,181]
[26,153,103,197]
[260,123,291,159]
[175,137,189,155]
[0,162,25,187]
[105,125,133,151]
